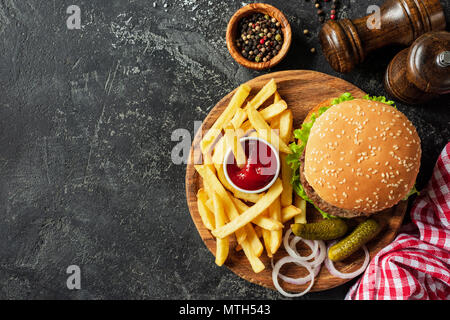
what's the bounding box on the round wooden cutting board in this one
[185,70,408,293]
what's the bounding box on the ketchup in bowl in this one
[224,137,280,193]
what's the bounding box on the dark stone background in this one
[0,0,448,300]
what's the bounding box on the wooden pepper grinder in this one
[384,31,450,104]
[319,0,446,73]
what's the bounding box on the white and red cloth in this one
[346,142,450,300]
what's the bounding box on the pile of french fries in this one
[194,79,307,273]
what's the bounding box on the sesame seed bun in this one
[304,99,421,214]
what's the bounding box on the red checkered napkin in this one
[346,142,450,300]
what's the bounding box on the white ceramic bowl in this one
[223,136,280,194]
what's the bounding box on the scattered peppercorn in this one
[303,29,309,35]
[235,12,283,63]
[310,47,316,53]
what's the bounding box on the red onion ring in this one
[324,241,370,279]
[272,256,315,297]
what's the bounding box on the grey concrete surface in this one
[0,0,448,299]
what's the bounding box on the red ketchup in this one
[226,139,278,191]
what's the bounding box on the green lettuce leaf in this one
[363,94,397,109]
[403,185,420,200]
[331,92,354,105]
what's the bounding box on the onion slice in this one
[289,237,318,261]
[324,241,370,279]
[272,230,371,297]
[309,240,326,269]
[272,256,315,297]
[283,228,317,261]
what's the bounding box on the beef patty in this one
[299,152,371,218]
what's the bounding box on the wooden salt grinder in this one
[384,31,450,104]
[319,0,446,73]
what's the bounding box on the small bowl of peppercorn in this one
[226,3,292,71]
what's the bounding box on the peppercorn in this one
[303,29,310,35]
[236,12,283,63]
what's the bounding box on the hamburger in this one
[287,93,421,219]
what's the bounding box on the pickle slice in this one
[291,219,348,240]
[328,219,381,262]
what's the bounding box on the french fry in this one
[230,196,272,257]
[212,179,283,239]
[195,80,301,274]
[231,108,247,130]
[259,100,288,121]
[205,198,214,213]
[234,234,264,270]
[240,101,286,127]
[254,225,263,238]
[274,91,282,103]
[212,136,226,167]
[262,226,272,258]
[212,192,229,266]
[246,79,277,111]
[294,195,307,224]
[246,104,291,154]
[280,153,293,207]
[260,206,273,257]
[269,196,282,255]
[197,189,215,230]
[232,197,283,231]
[201,84,251,153]
[224,125,246,168]
[281,205,302,223]
[245,224,264,257]
[269,115,280,131]
[239,119,253,133]
[279,109,293,144]
[237,79,278,124]
[203,151,216,175]
[205,196,268,257]
[240,238,265,273]
[194,165,247,244]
